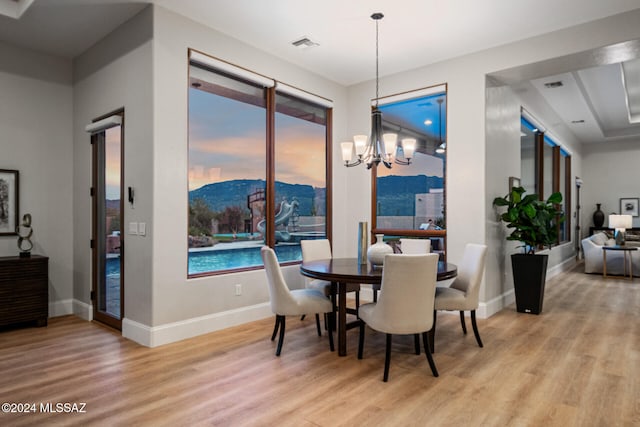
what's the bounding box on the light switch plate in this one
[138,222,146,236]
[129,222,138,235]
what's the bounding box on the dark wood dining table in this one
[300,258,457,356]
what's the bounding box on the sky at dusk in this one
[188,88,325,191]
[105,126,121,200]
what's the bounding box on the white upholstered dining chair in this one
[261,246,334,356]
[399,238,431,254]
[358,253,440,382]
[432,243,487,351]
[301,239,361,318]
[372,238,431,304]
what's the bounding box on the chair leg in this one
[414,334,421,355]
[275,315,286,356]
[383,334,392,382]
[315,313,322,337]
[422,331,439,377]
[429,310,437,353]
[355,291,360,318]
[300,314,306,321]
[373,289,378,303]
[459,311,467,334]
[471,310,483,348]
[357,320,365,359]
[271,316,280,341]
[327,312,335,352]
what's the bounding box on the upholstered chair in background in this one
[261,246,334,356]
[432,243,488,351]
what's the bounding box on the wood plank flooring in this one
[1,265,639,426]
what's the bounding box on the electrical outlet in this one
[235,284,242,296]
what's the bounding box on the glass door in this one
[92,112,124,330]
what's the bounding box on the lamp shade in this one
[401,138,416,159]
[341,142,354,162]
[609,214,632,229]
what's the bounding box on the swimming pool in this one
[105,244,304,276]
[188,244,301,275]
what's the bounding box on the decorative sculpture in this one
[16,213,33,257]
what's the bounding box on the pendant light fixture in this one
[341,13,416,169]
[435,98,446,154]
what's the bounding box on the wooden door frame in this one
[91,109,124,330]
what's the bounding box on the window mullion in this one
[266,87,275,248]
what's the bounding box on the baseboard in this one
[49,299,73,317]
[479,289,515,318]
[547,257,577,279]
[123,302,273,348]
[72,299,93,321]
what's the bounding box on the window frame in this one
[187,51,332,277]
[370,85,448,256]
[521,115,571,245]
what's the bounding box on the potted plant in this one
[493,186,564,314]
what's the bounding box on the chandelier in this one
[341,13,416,169]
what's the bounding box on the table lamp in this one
[609,214,633,246]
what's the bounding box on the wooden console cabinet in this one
[0,255,49,327]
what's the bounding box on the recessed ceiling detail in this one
[0,0,33,19]
[621,59,640,124]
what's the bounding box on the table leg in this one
[603,249,607,278]
[338,281,347,357]
[330,282,337,331]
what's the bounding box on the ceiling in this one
[1,0,640,145]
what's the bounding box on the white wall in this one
[0,41,74,317]
[582,139,640,231]
[347,8,640,317]
[8,4,638,345]
[145,6,348,344]
[72,7,154,324]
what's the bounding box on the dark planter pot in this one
[511,253,548,315]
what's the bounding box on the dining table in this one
[300,257,457,356]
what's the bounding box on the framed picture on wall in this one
[620,198,639,217]
[509,176,521,192]
[0,169,19,236]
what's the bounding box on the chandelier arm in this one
[344,158,363,167]
[394,157,412,166]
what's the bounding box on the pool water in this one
[188,244,301,275]
[106,244,303,276]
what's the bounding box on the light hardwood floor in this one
[1,265,639,426]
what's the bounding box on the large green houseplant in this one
[493,186,564,314]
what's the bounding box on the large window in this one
[187,51,330,276]
[372,86,447,255]
[520,115,571,244]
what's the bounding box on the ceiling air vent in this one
[291,37,319,49]
[544,81,564,89]
[571,119,585,124]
